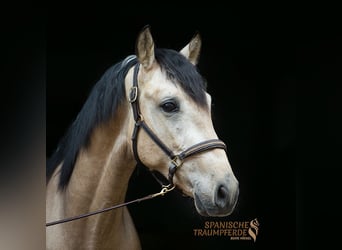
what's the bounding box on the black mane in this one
[47,49,208,190]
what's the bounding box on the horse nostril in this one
[215,185,229,208]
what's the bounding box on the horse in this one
[46,26,239,250]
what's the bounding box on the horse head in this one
[125,27,239,216]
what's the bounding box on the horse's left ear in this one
[136,26,155,70]
[180,33,201,65]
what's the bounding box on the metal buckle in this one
[171,155,183,169]
[129,86,138,103]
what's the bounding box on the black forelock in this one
[154,48,208,108]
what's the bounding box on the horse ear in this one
[136,26,155,70]
[180,33,201,65]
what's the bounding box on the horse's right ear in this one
[136,26,155,70]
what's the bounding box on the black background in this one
[44,5,340,250]
[0,4,340,250]
[47,10,295,249]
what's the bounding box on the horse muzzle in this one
[194,176,239,217]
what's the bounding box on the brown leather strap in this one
[167,139,226,186]
[179,139,226,160]
[130,64,176,165]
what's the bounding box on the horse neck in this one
[47,103,141,249]
[65,103,136,225]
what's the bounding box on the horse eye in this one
[160,100,179,113]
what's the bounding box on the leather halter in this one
[129,63,227,189]
[45,63,227,227]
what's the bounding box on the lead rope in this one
[46,185,174,227]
